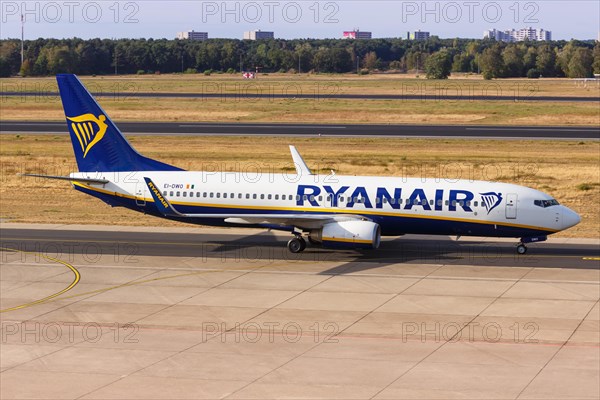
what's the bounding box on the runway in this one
[2,91,599,102]
[2,121,600,140]
[2,227,599,270]
[1,224,599,399]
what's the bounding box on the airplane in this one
[24,74,581,254]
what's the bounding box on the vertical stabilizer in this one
[56,74,183,172]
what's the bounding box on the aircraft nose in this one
[562,207,581,230]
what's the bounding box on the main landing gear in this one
[287,235,307,253]
[516,243,528,255]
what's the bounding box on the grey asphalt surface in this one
[2,121,599,140]
[2,91,599,102]
[2,228,598,270]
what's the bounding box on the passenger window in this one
[163,191,167,196]
[223,193,227,199]
[430,200,434,205]
[246,194,250,199]
[309,195,315,202]
[170,191,174,196]
[210,193,214,198]
[196,192,200,198]
[183,192,187,197]
[260,194,265,200]
[203,192,207,198]
[253,194,257,199]
[238,194,242,199]
[445,200,449,206]
[231,193,234,199]
[267,194,272,200]
[217,193,221,199]
[474,201,478,207]
[275,195,279,200]
[376,197,381,204]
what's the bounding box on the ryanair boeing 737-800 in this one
[25,74,581,254]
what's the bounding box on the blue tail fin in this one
[56,74,183,172]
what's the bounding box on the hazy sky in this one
[1,1,598,40]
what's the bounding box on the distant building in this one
[176,30,208,41]
[343,30,372,40]
[484,27,551,42]
[243,30,274,40]
[407,30,430,40]
[483,29,512,42]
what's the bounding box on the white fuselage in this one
[71,171,580,238]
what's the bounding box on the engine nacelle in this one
[310,221,381,250]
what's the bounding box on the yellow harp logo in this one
[67,114,108,158]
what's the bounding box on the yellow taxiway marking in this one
[0,246,270,310]
[0,247,81,313]
[54,266,261,303]
[583,257,600,261]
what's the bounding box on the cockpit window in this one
[534,199,560,208]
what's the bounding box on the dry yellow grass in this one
[1,135,598,238]
[1,96,599,126]
[2,74,600,97]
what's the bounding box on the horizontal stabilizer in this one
[20,174,109,184]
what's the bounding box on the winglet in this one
[144,177,182,217]
[289,145,313,176]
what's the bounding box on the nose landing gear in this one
[516,243,528,255]
[516,236,547,254]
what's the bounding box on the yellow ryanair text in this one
[147,181,169,209]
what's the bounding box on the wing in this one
[144,177,365,229]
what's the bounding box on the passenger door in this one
[135,183,147,207]
[505,193,517,219]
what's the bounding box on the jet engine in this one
[309,220,381,249]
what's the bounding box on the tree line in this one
[1,37,599,79]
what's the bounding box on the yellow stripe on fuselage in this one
[323,237,374,244]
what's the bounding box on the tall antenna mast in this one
[20,14,24,68]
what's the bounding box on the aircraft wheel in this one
[288,237,306,253]
[299,237,307,252]
[517,244,527,255]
